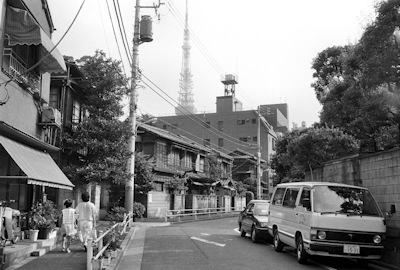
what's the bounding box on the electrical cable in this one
[0,0,86,88]
[138,69,259,148]
[105,0,129,75]
[114,0,132,64]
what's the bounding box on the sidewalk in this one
[3,220,169,270]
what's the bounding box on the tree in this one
[62,51,130,186]
[271,127,359,184]
[311,0,400,152]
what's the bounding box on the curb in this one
[105,225,138,270]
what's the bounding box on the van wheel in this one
[251,226,258,243]
[273,229,283,252]
[240,227,246,237]
[296,235,308,264]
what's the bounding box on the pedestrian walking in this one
[60,199,76,253]
[75,191,97,251]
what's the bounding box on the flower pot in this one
[29,229,39,241]
[103,257,111,266]
[111,250,117,258]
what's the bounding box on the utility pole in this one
[257,106,262,199]
[126,0,161,216]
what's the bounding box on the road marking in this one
[191,237,226,247]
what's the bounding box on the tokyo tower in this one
[175,0,196,115]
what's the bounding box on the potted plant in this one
[132,202,146,221]
[28,200,60,240]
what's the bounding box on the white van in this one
[267,182,386,265]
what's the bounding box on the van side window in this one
[299,188,311,211]
[272,188,285,205]
[282,188,299,208]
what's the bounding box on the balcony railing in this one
[2,48,39,93]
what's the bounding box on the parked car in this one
[268,182,389,266]
[238,200,271,243]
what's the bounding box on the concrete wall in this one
[147,191,170,218]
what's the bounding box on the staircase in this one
[1,229,58,270]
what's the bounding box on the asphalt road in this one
[119,217,388,270]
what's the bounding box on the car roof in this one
[275,181,367,190]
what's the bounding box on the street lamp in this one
[125,0,159,216]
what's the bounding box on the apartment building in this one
[0,0,73,212]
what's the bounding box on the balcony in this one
[2,48,40,93]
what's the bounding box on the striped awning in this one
[0,135,74,190]
[5,6,66,74]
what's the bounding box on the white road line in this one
[190,237,226,247]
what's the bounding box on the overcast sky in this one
[47,0,378,129]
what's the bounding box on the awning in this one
[5,6,66,74]
[0,135,74,190]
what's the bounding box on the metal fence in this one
[165,207,240,222]
[86,212,133,270]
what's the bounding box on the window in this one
[218,121,223,131]
[72,100,81,123]
[282,188,299,208]
[253,136,257,142]
[272,188,285,205]
[204,122,210,128]
[218,138,224,147]
[162,124,167,129]
[252,119,256,124]
[153,182,164,192]
[272,138,276,151]
[239,137,248,142]
[49,87,60,110]
[171,124,178,129]
[299,188,311,211]
[237,120,245,125]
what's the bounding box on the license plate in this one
[343,244,360,254]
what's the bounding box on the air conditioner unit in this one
[41,107,62,127]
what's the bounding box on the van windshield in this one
[313,185,382,217]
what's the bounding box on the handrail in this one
[165,207,240,222]
[86,212,133,270]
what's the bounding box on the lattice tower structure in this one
[175,0,196,115]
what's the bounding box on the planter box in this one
[92,258,104,270]
[111,250,117,258]
[103,257,111,266]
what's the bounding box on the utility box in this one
[140,15,153,42]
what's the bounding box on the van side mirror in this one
[391,204,396,214]
[386,204,396,218]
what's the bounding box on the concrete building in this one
[0,0,73,216]
[155,77,286,197]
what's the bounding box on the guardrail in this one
[165,207,240,222]
[86,212,133,270]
